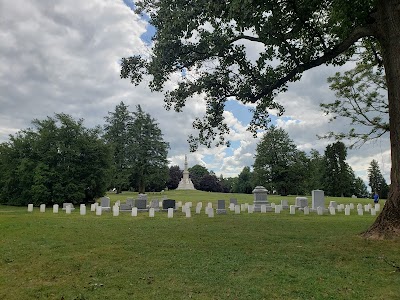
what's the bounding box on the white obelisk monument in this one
[176,155,196,190]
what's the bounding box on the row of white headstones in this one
[27,201,381,217]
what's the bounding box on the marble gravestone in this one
[311,190,325,211]
[295,197,308,209]
[100,197,111,212]
[136,199,148,211]
[150,200,160,212]
[216,200,227,214]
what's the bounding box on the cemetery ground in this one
[0,191,399,300]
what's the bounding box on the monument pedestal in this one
[253,186,273,212]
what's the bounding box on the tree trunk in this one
[363,0,400,239]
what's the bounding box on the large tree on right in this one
[122,1,400,238]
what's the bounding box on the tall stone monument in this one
[176,155,196,190]
[253,186,272,212]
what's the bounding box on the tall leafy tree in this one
[322,141,354,197]
[253,126,304,195]
[122,0,400,238]
[368,159,389,199]
[129,105,170,193]
[320,61,388,148]
[104,101,133,193]
[0,114,111,206]
[199,173,222,192]
[232,166,254,194]
[188,164,209,189]
[167,165,183,190]
[353,176,369,198]
[305,149,325,192]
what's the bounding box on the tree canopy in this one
[320,60,388,148]
[0,114,111,206]
[122,0,400,238]
[105,103,170,193]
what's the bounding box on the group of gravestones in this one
[28,188,382,217]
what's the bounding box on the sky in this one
[0,0,391,186]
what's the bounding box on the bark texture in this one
[363,0,400,239]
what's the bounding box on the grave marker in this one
[312,190,325,210]
[217,200,227,214]
[235,205,240,214]
[131,207,138,217]
[80,204,86,215]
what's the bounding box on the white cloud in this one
[0,0,391,185]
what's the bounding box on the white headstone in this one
[328,201,337,208]
[207,202,212,208]
[229,203,235,211]
[90,204,95,212]
[349,203,355,209]
[28,204,33,212]
[271,203,276,208]
[248,205,254,214]
[66,205,72,214]
[357,203,363,210]
[261,205,267,213]
[40,204,46,213]
[80,204,86,215]
[317,206,323,215]
[358,209,363,216]
[303,206,310,215]
[195,205,201,214]
[53,204,59,213]
[197,202,203,208]
[375,203,380,211]
[113,206,119,217]
[345,207,351,215]
[364,205,370,212]
[208,208,214,217]
[235,205,240,214]
[275,205,281,214]
[96,206,102,216]
[149,208,155,217]
[240,204,246,211]
[370,208,376,216]
[131,207,138,217]
[186,209,191,218]
[168,207,173,218]
[337,205,343,212]
[329,207,336,215]
[289,205,295,214]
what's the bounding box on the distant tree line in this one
[0,103,388,206]
[0,102,169,206]
[167,126,388,199]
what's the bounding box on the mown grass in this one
[0,191,399,299]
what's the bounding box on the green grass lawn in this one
[0,191,399,300]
